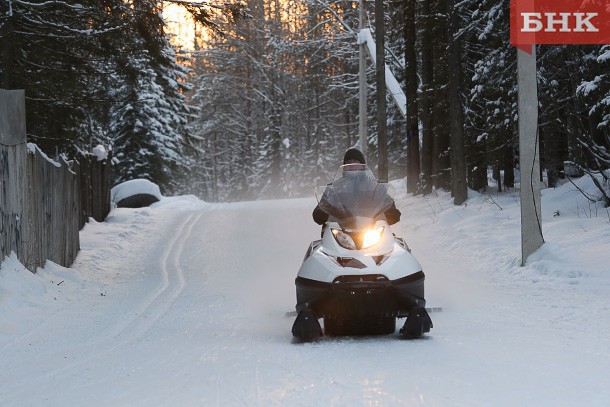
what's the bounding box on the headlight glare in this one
[362,227,384,249]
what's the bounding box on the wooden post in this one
[1,89,110,271]
[0,89,28,266]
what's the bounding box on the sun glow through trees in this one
[163,3,198,50]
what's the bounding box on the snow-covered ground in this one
[1,176,610,406]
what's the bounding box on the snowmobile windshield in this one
[316,165,395,230]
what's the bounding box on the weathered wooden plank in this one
[2,90,111,272]
[0,89,26,146]
[0,89,28,265]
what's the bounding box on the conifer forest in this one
[1,0,609,203]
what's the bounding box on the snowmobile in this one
[292,164,432,341]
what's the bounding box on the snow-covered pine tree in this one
[575,45,610,205]
[469,0,517,192]
[0,0,123,154]
[109,1,190,193]
[535,45,591,187]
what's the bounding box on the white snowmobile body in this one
[292,165,432,339]
[298,220,423,284]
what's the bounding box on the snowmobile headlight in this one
[332,228,357,250]
[362,226,384,249]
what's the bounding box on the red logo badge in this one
[510,0,610,53]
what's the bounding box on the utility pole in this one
[375,0,388,181]
[517,46,544,265]
[358,0,367,158]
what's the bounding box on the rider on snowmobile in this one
[312,147,401,226]
[293,147,432,341]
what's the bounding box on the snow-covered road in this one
[2,178,610,406]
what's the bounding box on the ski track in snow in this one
[1,210,206,404]
[100,211,199,343]
[1,179,610,406]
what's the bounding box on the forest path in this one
[1,193,609,406]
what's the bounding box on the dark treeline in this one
[2,0,608,204]
[0,0,241,194]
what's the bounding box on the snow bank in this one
[393,173,610,287]
[0,253,45,336]
[0,254,63,337]
[152,194,210,210]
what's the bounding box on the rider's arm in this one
[384,202,401,225]
[312,205,329,225]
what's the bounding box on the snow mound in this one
[111,179,162,208]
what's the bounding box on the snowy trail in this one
[0,210,205,404]
[1,182,610,406]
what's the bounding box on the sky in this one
[1,173,610,406]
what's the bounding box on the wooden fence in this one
[0,89,112,272]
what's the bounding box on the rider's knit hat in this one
[343,148,365,164]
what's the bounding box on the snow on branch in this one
[358,29,407,118]
[166,0,249,27]
[13,0,87,10]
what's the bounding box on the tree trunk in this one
[375,0,388,181]
[503,140,515,189]
[404,0,420,194]
[432,0,451,190]
[494,163,501,192]
[447,0,467,204]
[418,0,434,194]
